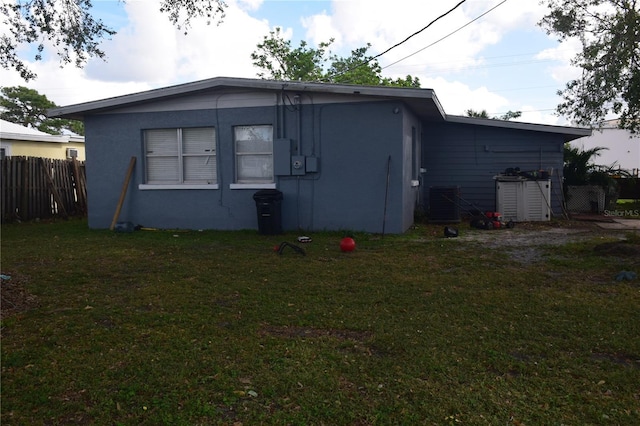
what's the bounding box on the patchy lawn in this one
[1,219,639,425]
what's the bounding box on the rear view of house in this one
[48,77,590,233]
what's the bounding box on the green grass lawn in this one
[1,219,639,425]
[615,199,640,214]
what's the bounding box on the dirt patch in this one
[591,352,640,369]
[452,222,602,247]
[442,221,632,263]
[1,272,38,321]
[593,241,640,257]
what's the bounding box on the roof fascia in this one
[48,77,441,120]
[445,114,592,140]
[0,132,73,143]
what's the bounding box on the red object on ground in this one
[340,237,356,252]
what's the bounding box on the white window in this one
[234,125,273,184]
[143,127,217,188]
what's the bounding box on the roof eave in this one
[445,114,592,141]
[47,76,442,120]
[0,132,74,143]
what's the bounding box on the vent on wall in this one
[429,186,461,223]
[66,148,78,159]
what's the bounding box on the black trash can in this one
[253,189,283,235]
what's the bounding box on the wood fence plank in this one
[40,158,68,219]
[63,161,74,213]
[1,156,86,223]
[71,158,86,214]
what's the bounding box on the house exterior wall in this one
[303,101,407,234]
[0,140,85,160]
[422,122,565,217]
[83,98,412,233]
[571,128,639,175]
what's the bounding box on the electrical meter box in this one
[291,156,305,176]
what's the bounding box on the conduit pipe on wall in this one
[295,94,302,155]
[382,155,391,237]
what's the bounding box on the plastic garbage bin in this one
[253,189,283,235]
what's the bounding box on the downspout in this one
[276,92,281,139]
[295,94,302,155]
[278,91,285,139]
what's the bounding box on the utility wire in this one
[397,58,556,76]
[371,0,467,63]
[382,0,509,70]
[325,0,467,81]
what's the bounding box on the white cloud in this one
[0,59,152,106]
[85,0,270,84]
[301,11,340,46]
[303,0,549,75]
[168,5,271,81]
[236,0,264,12]
[472,0,548,29]
[518,106,565,127]
[0,0,272,106]
[422,77,509,117]
[536,38,582,83]
[85,1,180,82]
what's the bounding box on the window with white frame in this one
[144,127,217,185]
[234,125,273,184]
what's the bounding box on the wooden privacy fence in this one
[1,156,87,223]
[616,177,640,200]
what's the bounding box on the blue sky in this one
[0,0,582,126]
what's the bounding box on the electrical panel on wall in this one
[305,156,319,173]
[274,139,320,176]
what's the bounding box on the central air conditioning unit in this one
[66,148,78,159]
[429,186,461,222]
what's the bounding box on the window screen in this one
[234,125,273,183]
[144,127,216,185]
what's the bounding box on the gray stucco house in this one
[48,77,590,234]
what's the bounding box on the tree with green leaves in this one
[1,86,84,135]
[539,0,640,133]
[563,144,608,186]
[465,109,490,118]
[465,109,522,120]
[497,110,522,121]
[563,143,623,207]
[251,28,420,87]
[1,0,227,81]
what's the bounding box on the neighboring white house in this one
[570,119,639,175]
[0,119,85,160]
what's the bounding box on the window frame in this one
[139,127,219,190]
[232,124,275,188]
